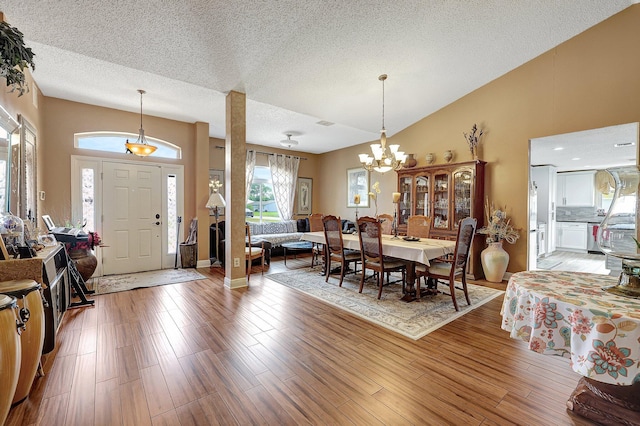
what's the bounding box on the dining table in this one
[301,231,455,302]
[500,270,640,424]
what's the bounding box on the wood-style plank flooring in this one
[536,250,610,275]
[6,254,596,425]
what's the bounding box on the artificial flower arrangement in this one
[368,181,381,216]
[66,231,102,251]
[478,200,520,244]
[464,123,484,158]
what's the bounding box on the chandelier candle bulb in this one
[392,192,401,203]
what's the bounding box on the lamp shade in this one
[206,192,226,209]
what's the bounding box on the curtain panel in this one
[268,154,300,220]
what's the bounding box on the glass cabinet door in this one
[398,175,413,226]
[452,168,473,228]
[433,172,449,229]
[415,174,430,217]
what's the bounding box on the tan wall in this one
[316,5,640,273]
[40,97,196,218]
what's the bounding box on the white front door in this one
[102,162,162,275]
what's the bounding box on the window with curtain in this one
[246,166,280,223]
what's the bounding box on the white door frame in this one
[70,155,184,275]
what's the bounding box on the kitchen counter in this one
[556,217,605,223]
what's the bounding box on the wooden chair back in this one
[377,214,394,235]
[406,215,432,238]
[309,213,324,232]
[452,217,477,270]
[322,215,344,257]
[357,216,384,265]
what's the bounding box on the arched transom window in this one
[74,131,181,159]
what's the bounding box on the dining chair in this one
[357,216,407,299]
[377,213,394,235]
[309,213,324,267]
[415,217,477,311]
[406,215,432,239]
[245,224,265,280]
[322,215,360,286]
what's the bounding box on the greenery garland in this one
[0,21,35,96]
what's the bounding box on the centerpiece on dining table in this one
[597,165,640,298]
[477,200,519,283]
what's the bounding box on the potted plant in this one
[0,20,35,96]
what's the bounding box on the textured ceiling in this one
[531,123,638,172]
[1,1,637,154]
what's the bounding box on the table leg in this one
[566,377,640,424]
[284,247,288,266]
[400,261,417,302]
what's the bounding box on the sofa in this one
[210,218,310,266]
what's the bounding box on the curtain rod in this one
[214,145,307,160]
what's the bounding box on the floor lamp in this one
[206,192,226,267]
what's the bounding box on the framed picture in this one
[209,169,225,216]
[347,167,370,208]
[297,177,312,215]
[38,234,58,247]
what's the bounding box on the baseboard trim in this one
[225,276,248,289]
[196,259,211,268]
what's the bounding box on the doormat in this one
[266,268,504,340]
[89,268,206,295]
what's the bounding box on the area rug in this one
[89,268,206,295]
[266,268,504,340]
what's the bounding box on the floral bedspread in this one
[501,270,640,386]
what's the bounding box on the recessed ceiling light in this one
[316,120,334,126]
[553,147,564,151]
[572,157,580,161]
[614,142,635,147]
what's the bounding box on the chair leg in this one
[462,273,471,306]
[449,278,459,311]
[359,266,366,293]
[247,259,252,281]
[377,270,384,299]
[325,256,331,282]
[339,258,346,287]
[261,255,264,275]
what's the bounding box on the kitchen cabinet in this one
[556,222,588,251]
[556,171,595,206]
[396,160,486,278]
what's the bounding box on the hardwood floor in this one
[6,255,596,425]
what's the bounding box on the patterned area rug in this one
[266,268,504,340]
[89,268,206,295]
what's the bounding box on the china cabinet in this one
[396,160,486,278]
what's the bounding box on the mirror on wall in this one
[0,105,20,215]
[529,122,639,274]
[18,115,37,225]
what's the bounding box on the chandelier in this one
[125,89,157,156]
[358,74,406,173]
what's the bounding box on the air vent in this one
[316,120,334,126]
[614,142,635,147]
